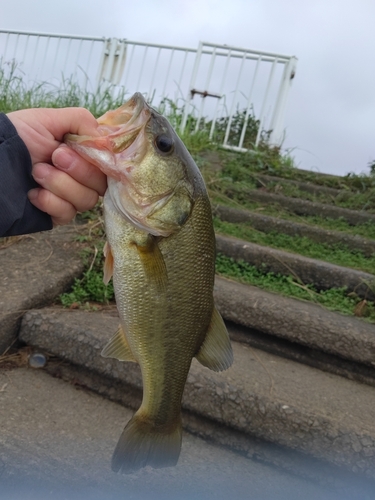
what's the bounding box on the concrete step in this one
[213,204,375,257]
[19,307,375,483]
[214,277,375,377]
[253,173,346,197]
[216,233,375,301]
[2,366,364,500]
[0,226,85,354]
[223,186,375,225]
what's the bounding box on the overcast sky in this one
[2,0,375,176]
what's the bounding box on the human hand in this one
[7,107,107,226]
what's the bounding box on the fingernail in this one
[28,188,40,201]
[32,163,51,182]
[52,145,76,171]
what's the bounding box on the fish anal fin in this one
[101,324,137,363]
[103,241,114,285]
[112,411,182,474]
[195,307,233,372]
[133,235,167,291]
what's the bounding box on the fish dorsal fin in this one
[195,307,233,372]
[101,324,137,363]
[103,241,114,285]
[133,235,167,292]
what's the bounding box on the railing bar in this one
[112,40,126,86]
[12,34,20,61]
[74,39,84,78]
[116,40,195,52]
[136,46,148,90]
[161,49,175,99]
[195,46,217,132]
[255,58,278,146]
[0,29,105,42]
[51,37,61,76]
[122,42,135,88]
[83,40,95,89]
[200,40,292,60]
[223,52,247,146]
[148,47,161,102]
[21,34,30,68]
[238,56,262,149]
[62,38,72,75]
[31,36,40,80]
[3,32,10,59]
[176,49,189,91]
[180,41,203,133]
[39,36,50,79]
[209,49,232,140]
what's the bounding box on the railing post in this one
[180,41,203,134]
[268,56,298,146]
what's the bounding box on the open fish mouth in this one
[64,93,151,181]
[96,92,151,153]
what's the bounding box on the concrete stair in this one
[1,223,375,496]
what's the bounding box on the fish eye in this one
[155,134,174,154]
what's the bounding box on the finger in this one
[32,162,99,213]
[28,188,77,226]
[52,145,107,196]
[44,107,100,141]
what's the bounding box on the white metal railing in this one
[0,30,297,149]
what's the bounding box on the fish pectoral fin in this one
[103,241,114,285]
[133,235,167,291]
[195,307,233,372]
[101,324,137,363]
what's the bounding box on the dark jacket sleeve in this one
[0,113,53,237]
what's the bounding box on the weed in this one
[60,227,114,307]
[215,253,375,322]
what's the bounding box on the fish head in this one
[65,93,203,237]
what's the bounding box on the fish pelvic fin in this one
[195,306,233,372]
[103,241,114,285]
[101,324,137,363]
[132,234,167,292]
[112,412,182,474]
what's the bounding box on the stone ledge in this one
[216,234,375,301]
[214,276,375,368]
[0,226,85,354]
[19,308,375,479]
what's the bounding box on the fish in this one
[65,93,233,474]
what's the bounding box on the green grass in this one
[210,152,375,212]
[59,221,114,307]
[216,253,375,322]
[60,241,375,323]
[0,61,130,117]
[213,217,375,274]
[256,177,375,212]
[219,148,375,191]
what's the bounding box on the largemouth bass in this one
[65,93,233,474]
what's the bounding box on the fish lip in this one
[65,92,151,151]
[97,92,148,130]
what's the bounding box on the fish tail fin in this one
[111,412,182,474]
